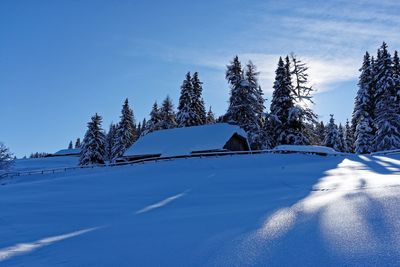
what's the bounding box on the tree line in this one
[3,41,397,169]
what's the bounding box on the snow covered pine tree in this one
[79,113,106,165]
[159,96,177,129]
[112,98,137,159]
[0,143,14,171]
[324,114,339,151]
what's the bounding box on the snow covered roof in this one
[273,145,339,155]
[53,148,81,156]
[123,123,248,158]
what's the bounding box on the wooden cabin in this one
[122,123,250,161]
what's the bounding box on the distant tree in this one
[0,143,14,170]
[113,98,137,158]
[159,96,177,129]
[344,119,354,153]
[225,55,244,123]
[336,124,346,152]
[68,141,73,149]
[141,118,147,135]
[315,121,325,145]
[206,106,216,124]
[30,152,50,158]
[79,113,106,165]
[75,138,81,149]
[177,72,196,127]
[105,123,118,162]
[324,115,339,150]
[136,122,142,137]
[145,101,162,134]
[191,72,207,125]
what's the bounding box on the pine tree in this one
[75,138,81,149]
[105,123,117,162]
[355,116,374,154]
[352,51,375,150]
[336,124,346,152]
[244,61,266,149]
[176,72,196,127]
[225,56,244,122]
[68,141,73,149]
[145,101,162,134]
[324,115,339,150]
[142,118,147,134]
[270,57,295,146]
[159,96,177,129]
[0,143,14,170]
[136,122,142,137]
[344,119,354,153]
[373,42,400,151]
[225,57,265,148]
[315,121,325,145]
[393,50,400,112]
[112,98,137,158]
[79,113,106,165]
[191,72,207,125]
[206,106,216,124]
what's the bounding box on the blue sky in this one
[1,0,400,157]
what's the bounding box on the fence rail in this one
[0,149,338,180]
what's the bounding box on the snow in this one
[124,123,248,157]
[11,156,79,172]
[53,148,81,156]
[273,145,340,154]
[1,153,400,266]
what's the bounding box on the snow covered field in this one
[1,153,400,266]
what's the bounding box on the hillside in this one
[1,153,400,266]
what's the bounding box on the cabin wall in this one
[223,134,250,151]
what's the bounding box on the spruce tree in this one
[191,72,207,125]
[159,96,177,129]
[79,113,106,165]
[136,122,142,137]
[206,106,216,124]
[393,50,400,112]
[225,56,244,122]
[270,57,295,146]
[141,118,147,134]
[145,101,162,134]
[176,72,196,127]
[75,138,81,149]
[373,42,400,151]
[336,124,346,152]
[225,57,265,148]
[0,143,14,170]
[315,121,325,145]
[352,51,375,150]
[106,123,117,162]
[324,115,339,150]
[68,141,73,149]
[244,61,266,149]
[344,119,354,153]
[355,116,374,154]
[112,98,137,158]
